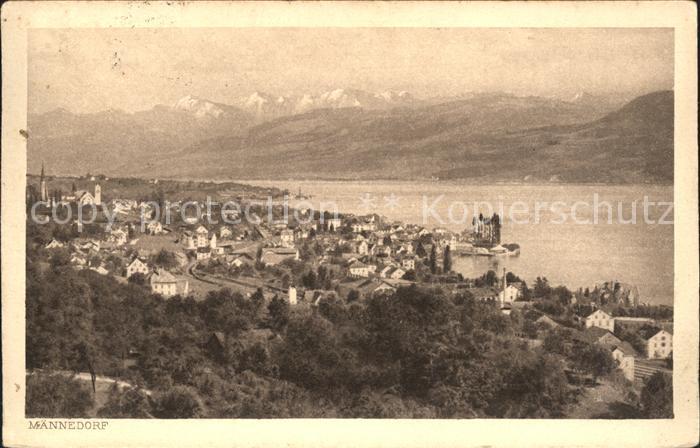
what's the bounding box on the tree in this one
[552,286,572,305]
[281,273,291,289]
[128,272,147,286]
[49,248,72,269]
[443,246,452,273]
[105,254,124,274]
[542,328,573,356]
[491,213,501,244]
[573,343,616,381]
[402,270,417,281]
[26,184,40,209]
[429,245,437,274]
[317,296,348,324]
[98,384,152,418]
[26,374,94,418]
[522,319,539,339]
[267,295,290,332]
[533,277,551,298]
[347,289,360,302]
[302,270,317,288]
[151,386,203,418]
[615,326,647,355]
[475,270,498,287]
[640,372,673,418]
[153,249,178,270]
[89,254,103,269]
[277,313,349,390]
[505,272,523,284]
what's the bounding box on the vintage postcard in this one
[2,1,698,447]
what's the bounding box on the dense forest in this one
[25,224,671,418]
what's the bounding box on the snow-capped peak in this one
[374,90,414,103]
[174,95,198,110]
[174,95,225,119]
[295,94,316,113]
[318,89,362,108]
[244,91,271,109]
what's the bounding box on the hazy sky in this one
[29,27,674,114]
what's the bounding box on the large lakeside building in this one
[472,213,501,246]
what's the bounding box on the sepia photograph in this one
[2,2,698,448]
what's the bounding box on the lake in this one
[248,180,674,306]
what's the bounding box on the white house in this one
[219,226,233,239]
[645,329,673,359]
[349,261,370,278]
[294,227,310,240]
[388,267,406,280]
[351,223,363,233]
[71,253,87,268]
[126,257,149,278]
[196,247,211,261]
[228,253,253,268]
[611,342,638,381]
[280,229,295,247]
[109,228,128,246]
[372,245,392,257]
[379,266,393,278]
[76,239,100,253]
[402,243,414,255]
[146,221,163,235]
[499,284,521,304]
[90,265,109,276]
[585,309,615,332]
[401,258,415,270]
[150,269,188,298]
[45,239,64,249]
[195,225,209,248]
[356,240,369,255]
[373,282,397,296]
[288,286,297,305]
[74,190,96,206]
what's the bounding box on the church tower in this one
[94,184,102,206]
[288,286,297,305]
[39,163,48,202]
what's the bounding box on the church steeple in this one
[39,162,48,202]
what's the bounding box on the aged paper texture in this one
[2,1,698,447]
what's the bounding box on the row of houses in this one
[584,309,672,360]
[534,311,671,381]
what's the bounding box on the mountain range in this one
[231,89,420,122]
[27,89,672,183]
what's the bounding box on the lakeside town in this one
[25,170,673,418]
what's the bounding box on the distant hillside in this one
[28,91,671,183]
[433,90,674,183]
[27,100,254,175]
